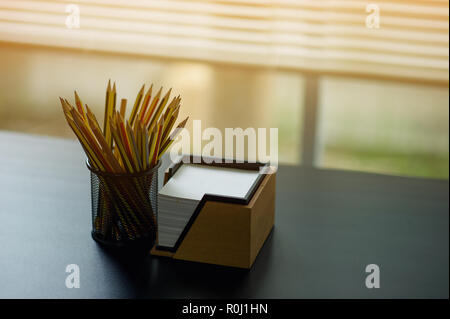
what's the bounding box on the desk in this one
[0,131,448,298]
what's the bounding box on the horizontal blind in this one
[0,0,448,84]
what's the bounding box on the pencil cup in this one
[87,161,161,248]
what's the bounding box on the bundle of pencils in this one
[60,80,188,174]
[60,80,188,243]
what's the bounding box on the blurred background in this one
[0,0,448,179]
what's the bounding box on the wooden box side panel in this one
[250,173,276,265]
[150,247,175,258]
[173,201,251,268]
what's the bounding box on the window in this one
[0,0,448,178]
[319,77,449,179]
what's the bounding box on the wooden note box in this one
[151,156,276,269]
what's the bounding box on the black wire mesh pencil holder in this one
[87,160,160,248]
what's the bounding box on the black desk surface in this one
[0,131,448,298]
